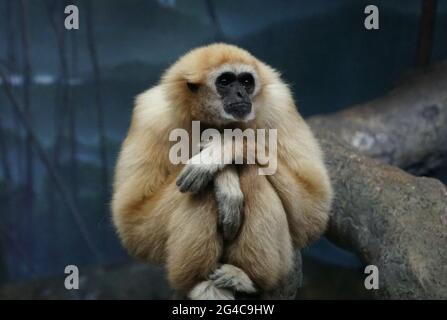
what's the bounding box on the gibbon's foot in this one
[214,166,244,242]
[188,280,234,300]
[209,264,257,293]
[176,163,219,193]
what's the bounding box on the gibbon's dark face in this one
[186,64,260,125]
[215,72,255,120]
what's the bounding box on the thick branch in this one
[316,130,447,299]
[309,61,447,175]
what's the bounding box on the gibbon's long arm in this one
[111,87,184,263]
[260,84,333,248]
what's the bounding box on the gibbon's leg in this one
[114,171,224,295]
[267,159,331,248]
[165,189,225,295]
[224,165,294,292]
[185,167,257,298]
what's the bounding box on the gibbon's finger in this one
[177,164,216,193]
[175,165,189,187]
[188,169,214,193]
[176,165,197,192]
[176,165,196,192]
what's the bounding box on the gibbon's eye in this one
[187,82,199,93]
[238,72,255,94]
[216,72,236,87]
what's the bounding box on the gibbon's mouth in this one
[224,102,252,119]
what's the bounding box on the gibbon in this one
[112,43,333,299]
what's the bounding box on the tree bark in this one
[308,61,447,175]
[307,62,447,298]
[315,130,447,299]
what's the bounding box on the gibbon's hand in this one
[176,140,224,193]
[176,162,219,193]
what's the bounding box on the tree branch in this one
[309,61,447,175]
[315,130,447,299]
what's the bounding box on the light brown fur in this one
[112,43,333,294]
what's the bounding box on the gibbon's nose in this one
[224,102,252,119]
[227,83,250,103]
[224,84,252,119]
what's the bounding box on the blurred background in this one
[0,0,446,299]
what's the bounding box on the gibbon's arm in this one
[113,86,177,212]
[176,131,253,193]
[111,86,183,257]
[261,84,333,248]
[176,139,244,242]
